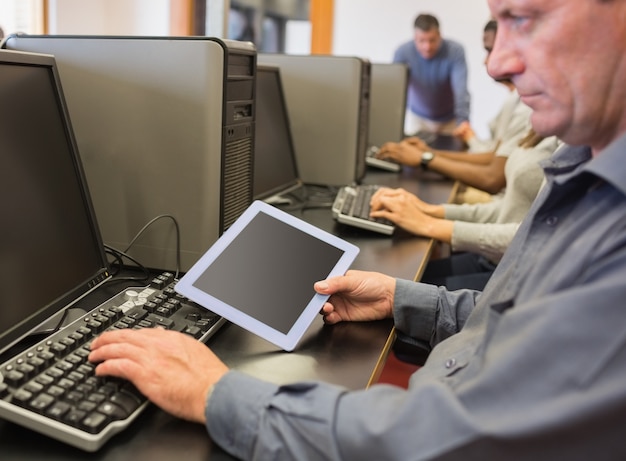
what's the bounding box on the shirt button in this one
[445,358,457,369]
[546,216,559,226]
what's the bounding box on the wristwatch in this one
[420,151,435,170]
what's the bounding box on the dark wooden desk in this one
[0,166,455,461]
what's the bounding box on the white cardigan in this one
[442,136,561,263]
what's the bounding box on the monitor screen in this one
[0,51,109,354]
[253,65,301,201]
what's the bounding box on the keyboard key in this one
[78,400,98,413]
[26,356,46,372]
[183,325,203,338]
[47,385,65,398]
[16,362,36,379]
[66,390,85,403]
[30,393,55,412]
[4,369,26,387]
[47,401,72,420]
[49,342,68,357]
[81,412,109,434]
[23,381,45,394]
[11,388,33,406]
[87,392,107,405]
[64,409,87,427]
[0,382,9,398]
[110,391,142,415]
[97,401,128,420]
[35,374,54,387]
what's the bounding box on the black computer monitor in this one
[0,50,110,355]
[253,65,302,202]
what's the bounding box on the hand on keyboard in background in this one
[370,187,431,215]
[377,140,422,167]
[89,328,228,424]
[402,136,431,151]
[369,188,451,240]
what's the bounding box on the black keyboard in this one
[0,272,225,451]
[332,185,395,235]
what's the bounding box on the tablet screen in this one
[175,201,359,351]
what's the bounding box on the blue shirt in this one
[393,38,470,124]
[206,133,626,460]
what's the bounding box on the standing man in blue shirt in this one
[393,13,470,136]
[91,0,626,458]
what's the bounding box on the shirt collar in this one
[540,132,626,197]
[585,132,626,197]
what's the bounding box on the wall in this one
[0,0,45,35]
[332,0,507,138]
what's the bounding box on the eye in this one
[499,10,533,31]
[512,15,530,28]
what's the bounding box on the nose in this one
[486,29,524,82]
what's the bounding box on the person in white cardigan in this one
[370,130,561,291]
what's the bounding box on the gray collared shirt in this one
[207,133,626,460]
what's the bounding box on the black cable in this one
[104,245,124,276]
[122,214,181,279]
[26,307,72,337]
[276,184,338,213]
[103,244,151,285]
[302,184,338,210]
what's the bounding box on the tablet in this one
[175,200,360,351]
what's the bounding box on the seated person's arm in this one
[377,141,507,194]
[434,150,496,164]
[402,136,496,164]
[428,154,507,194]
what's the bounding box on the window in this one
[0,0,45,39]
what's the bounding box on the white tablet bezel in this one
[175,200,360,351]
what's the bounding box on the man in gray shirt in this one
[90,0,626,459]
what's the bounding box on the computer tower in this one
[258,53,370,187]
[4,35,256,272]
[368,63,408,147]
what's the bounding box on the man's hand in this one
[90,328,228,424]
[315,270,396,325]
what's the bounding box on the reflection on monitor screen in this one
[253,65,301,202]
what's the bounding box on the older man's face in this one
[487,0,626,150]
